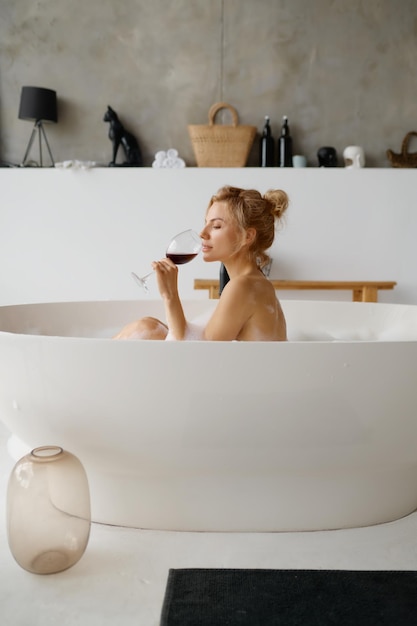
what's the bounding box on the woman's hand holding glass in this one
[131,229,202,293]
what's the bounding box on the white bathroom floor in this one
[1,420,417,626]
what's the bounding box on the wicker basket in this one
[188,102,257,167]
[387,131,417,168]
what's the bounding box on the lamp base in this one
[21,121,55,167]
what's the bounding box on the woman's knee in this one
[113,316,168,340]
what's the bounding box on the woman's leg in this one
[113,316,168,340]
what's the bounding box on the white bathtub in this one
[1,299,417,532]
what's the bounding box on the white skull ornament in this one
[343,145,365,168]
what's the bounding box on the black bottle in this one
[278,115,293,167]
[219,263,230,296]
[259,115,275,166]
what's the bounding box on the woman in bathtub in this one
[114,185,289,341]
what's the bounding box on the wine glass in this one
[132,229,202,293]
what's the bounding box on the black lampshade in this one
[18,86,58,123]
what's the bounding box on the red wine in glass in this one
[166,252,198,265]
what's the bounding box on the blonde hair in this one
[207,186,289,268]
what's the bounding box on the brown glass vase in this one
[7,446,91,574]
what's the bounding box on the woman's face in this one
[200,201,245,263]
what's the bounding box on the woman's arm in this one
[153,258,188,340]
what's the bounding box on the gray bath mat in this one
[160,568,417,625]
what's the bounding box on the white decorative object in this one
[343,146,365,168]
[152,149,186,168]
[55,160,97,169]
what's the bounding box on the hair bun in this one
[264,189,289,219]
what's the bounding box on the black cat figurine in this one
[103,106,143,167]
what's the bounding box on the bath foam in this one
[165,323,205,341]
[166,310,212,341]
[184,322,206,341]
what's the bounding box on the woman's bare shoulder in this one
[232,273,277,298]
[221,274,277,316]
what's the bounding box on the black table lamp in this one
[18,86,58,167]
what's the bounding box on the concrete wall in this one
[1,0,416,168]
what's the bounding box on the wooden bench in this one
[194,279,397,303]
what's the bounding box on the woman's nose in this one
[200,226,208,239]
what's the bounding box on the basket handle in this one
[401,131,417,156]
[208,102,239,127]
